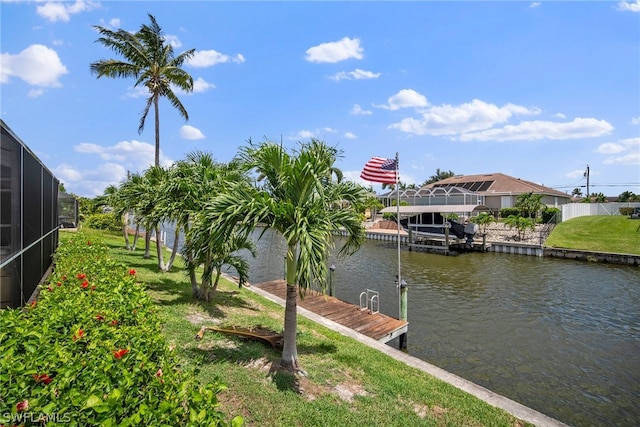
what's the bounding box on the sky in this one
[1,0,639,198]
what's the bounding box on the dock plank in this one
[253,280,408,342]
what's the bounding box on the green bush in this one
[619,207,634,217]
[541,207,561,223]
[0,234,241,427]
[499,207,520,218]
[86,213,122,232]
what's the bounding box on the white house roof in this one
[380,204,491,214]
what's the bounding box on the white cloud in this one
[28,88,45,98]
[164,35,182,48]
[600,137,640,165]
[60,138,177,196]
[193,77,215,93]
[458,117,613,141]
[54,162,128,197]
[305,37,364,63]
[292,130,316,140]
[389,99,536,135]
[351,104,372,115]
[631,116,640,125]
[597,142,626,154]
[180,125,205,140]
[0,44,68,87]
[344,132,357,139]
[530,2,541,8]
[566,169,587,179]
[330,68,380,81]
[36,0,97,22]
[188,49,245,67]
[75,139,173,170]
[616,1,640,12]
[376,89,429,111]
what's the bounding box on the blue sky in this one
[2,0,639,198]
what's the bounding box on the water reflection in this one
[240,229,640,427]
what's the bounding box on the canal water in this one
[237,229,640,427]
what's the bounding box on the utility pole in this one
[584,165,590,198]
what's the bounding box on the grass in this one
[544,216,640,254]
[61,228,530,427]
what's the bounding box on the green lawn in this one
[63,228,531,427]
[545,216,640,255]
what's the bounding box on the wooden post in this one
[399,279,408,351]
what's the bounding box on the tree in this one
[160,152,248,297]
[515,192,544,219]
[422,168,455,186]
[617,191,639,202]
[91,14,195,167]
[572,187,583,197]
[470,212,495,234]
[505,215,535,241]
[199,138,367,371]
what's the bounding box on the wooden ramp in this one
[253,280,408,344]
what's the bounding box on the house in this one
[380,172,572,216]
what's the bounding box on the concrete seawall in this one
[544,247,640,266]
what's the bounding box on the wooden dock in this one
[253,279,408,344]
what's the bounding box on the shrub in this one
[0,234,241,427]
[619,207,634,217]
[499,207,520,218]
[541,207,561,223]
[86,213,122,232]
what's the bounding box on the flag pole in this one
[395,152,408,351]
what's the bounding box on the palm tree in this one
[198,138,367,371]
[159,152,248,295]
[90,14,195,167]
[422,168,455,186]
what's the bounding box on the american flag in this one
[360,156,398,184]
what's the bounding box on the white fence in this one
[561,202,640,222]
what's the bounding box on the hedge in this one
[0,233,241,427]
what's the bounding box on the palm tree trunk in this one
[131,224,140,251]
[184,224,199,297]
[212,269,222,294]
[165,227,181,271]
[154,94,160,167]
[122,220,131,250]
[144,229,151,258]
[155,226,165,271]
[281,247,299,371]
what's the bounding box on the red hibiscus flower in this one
[90,285,96,291]
[56,281,62,287]
[77,273,86,279]
[113,349,129,359]
[62,275,67,280]
[47,285,53,292]
[129,269,136,276]
[34,373,53,384]
[30,301,36,308]
[155,368,163,377]
[81,280,89,289]
[87,241,91,245]
[110,320,118,326]
[72,329,85,341]
[95,314,104,321]
[16,400,29,411]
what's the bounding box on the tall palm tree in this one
[198,138,367,371]
[90,14,195,167]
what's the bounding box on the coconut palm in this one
[90,14,195,167]
[198,138,367,371]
